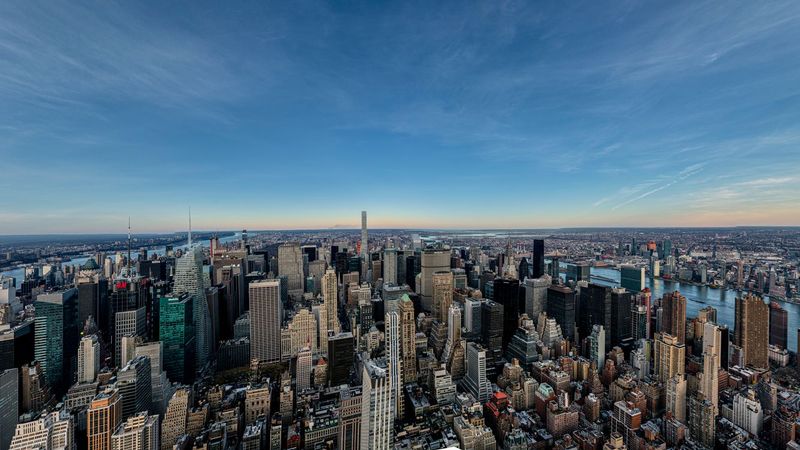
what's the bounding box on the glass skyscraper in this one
[160,293,195,384]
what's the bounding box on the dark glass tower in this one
[160,293,195,384]
[328,332,354,386]
[493,278,521,351]
[546,285,575,341]
[532,239,545,278]
[578,283,612,349]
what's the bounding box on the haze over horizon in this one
[3,1,800,233]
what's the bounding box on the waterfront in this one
[592,266,800,352]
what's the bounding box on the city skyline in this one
[2,1,800,233]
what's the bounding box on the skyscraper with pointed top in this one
[174,208,210,370]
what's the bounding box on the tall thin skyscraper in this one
[361,211,369,275]
[464,342,491,402]
[654,332,685,383]
[0,368,17,450]
[250,280,283,363]
[493,278,521,350]
[420,248,451,313]
[701,322,721,412]
[532,239,545,278]
[432,271,454,323]
[159,294,195,384]
[322,269,340,333]
[398,295,417,384]
[735,294,769,369]
[383,247,397,285]
[296,348,312,392]
[384,312,403,417]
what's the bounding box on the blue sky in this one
[2,1,800,233]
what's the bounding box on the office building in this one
[547,285,575,341]
[88,389,122,450]
[296,348,312,392]
[385,312,403,416]
[523,275,550,323]
[398,295,417,384]
[322,269,339,333]
[0,368,17,450]
[654,332,685,382]
[360,358,393,450]
[34,288,79,393]
[588,325,606,368]
[532,239,545,278]
[493,277,520,350]
[383,247,397,285]
[278,243,304,298]
[328,332,354,386]
[135,341,171,415]
[161,388,190,450]
[159,294,195,384]
[117,356,152,420]
[420,247,450,313]
[432,271,454,323]
[250,280,282,363]
[578,283,611,347]
[174,245,210,368]
[9,410,74,450]
[78,334,101,383]
[620,265,645,292]
[464,342,491,402]
[114,307,146,367]
[701,322,721,412]
[770,301,788,349]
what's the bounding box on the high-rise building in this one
[735,294,769,368]
[9,410,74,450]
[398,295,417,384]
[493,278,520,350]
[0,368,17,450]
[464,342,491,402]
[547,285,575,341]
[611,401,642,446]
[78,334,101,383]
[114,307,146,367]
[620,265,645,292]
[88,389,122,450]
[665,375,687,422]
[769,301,788,349]
[578,283,611,348]
[660,291,687,344]
[174,245,210,369]
[296,348,312,392]
[161,388,190,450]
[610,288,632,346]
[654,332,685,383]
[34,288,79,394]
[384,312,403,417]
[588,325,606,368]
[322,269,340,334]
[432,271,454,323]
[732,389,763,437]
[135,341,171,415]
[532,239,545,278]
[110,412,160,450]
[383,247,397,285]
[159,294,195,384]
[117,356,152,421]
[278,243,304,298]
[250,280,282,363]
[420,248,450,313]
[361,211,369,276]
[523,275,550,323]
[701,322,721,412]
[328,332,354,386]
[480,300,504,371]
[360,359,393,450]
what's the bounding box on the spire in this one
[188,206,192,247]
[127,216,132,277]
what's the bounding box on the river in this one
[590,266,799,352]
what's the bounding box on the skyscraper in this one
[665,375,687,422]
[250,280,283,363]
[161,388,190,450]
[0,368,17,450]
[701,322,721,412]
[420,247,450,313]
[532,239,545,278]
[654,332,685,383]
[384,312,403,416]
[620,265,645,292]
[464,342,491,402]
[114,306,146,367]
[34,288,79,394]
[322,269,340,333]
[578,283,611,348]
[174,245,210,369]
[769,301,788,349]
[432,271,454,323]
[398,295,417,385]
[88,388,122,450]
[360,358,393,450]
[493,277,520,350]
[278,243,304,298]
[117,356,152,421]
[660,291,686,344]
[159,294,195,384]
[78,334,100,383]
[361,211,369,277]
[110,412,160,450]
[547,285,576,341]
[383,247,397,285]
[588,325,606,368]
[10,410,74,450]
[523,275,550,324]
[296,348,312,392]
[735,294,769,369]
[328,332,354,386]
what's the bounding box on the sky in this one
[2,1,800,233]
